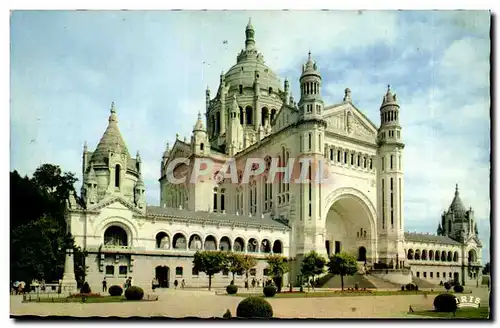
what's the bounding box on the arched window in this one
[272,240,283,254]
[219,236,231,251]
[239,85,243,94]
[104,226,128,246]
[200,143,204,151]
[213,187,218,212]
[115,164,121,188]
[245,106,253,125]
[239,107,244,125]
[270,108,277,122]
[220,188,225,212]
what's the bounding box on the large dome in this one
[222,19,282,95]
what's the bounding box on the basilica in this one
[63,19,483,290]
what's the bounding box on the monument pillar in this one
[61,248,78,294]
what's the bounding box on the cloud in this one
[10,10,491,261]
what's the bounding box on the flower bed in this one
[68,293,102,298]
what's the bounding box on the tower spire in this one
[245,18,256,50]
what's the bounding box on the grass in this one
[221,290,442,298]
[23,295,157,303]
[410,307,489,319]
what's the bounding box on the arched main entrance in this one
[324,191,375,262]
[358,246,367,262]
[155,266,170,288]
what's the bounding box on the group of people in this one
[101,276,133,292]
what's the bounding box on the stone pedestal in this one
[60,248,78,294]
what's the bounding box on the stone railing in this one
[102,245,133,250]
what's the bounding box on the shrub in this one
[236,296,273,318]
[108,285,123,296]
[433,293,458,312]
[415,285,419,291]
[226,284,238,295]
[223,309,232,318]
[354,282,359,290]
[405,283,417,291]
[453,285,464,293]
[444,282,451,291]
[401,285,405,291]
[263,285,277,297]
[80,282,91,294]
[124,286,144,300]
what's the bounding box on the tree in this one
[301,251,326,283]
[482,262,490,275]
[266,255,290,292]
[10,163,82,285]
[192,251,228,290]
[240,254,257,289]
[226,253,244,282]
[327,252,358,291]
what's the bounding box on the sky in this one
[10,10,491,261]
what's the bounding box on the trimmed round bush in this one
[263,285,277,297]
[354,282,359,290]
[80,282,91,294]
[433,293,458,312]
[444,282,451,290]
[453,285,464,293]
[401,285,405,291]
[236,296,273,318]
[226,284,238,295]
[405,283,417,291]
[124,286,144,300]
[108,285,123,296]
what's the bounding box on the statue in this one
[205,238,216,251]
[160,236,170,249]
[189,236,202,250]
[260,240,269,252]
[174,236,186,249]
[248,239,258,252]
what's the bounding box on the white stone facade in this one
[66,19,482,290]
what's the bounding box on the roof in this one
[404,232,462,245]
[448,184,467,216]
[146,206,290,230]
[90,102,132,167]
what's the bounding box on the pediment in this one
[87,196,142,215]
[323,102,378,138]
[465,235,482,247]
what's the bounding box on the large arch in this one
[324,188,377,262]
[98,216,138,246]
[104,226,128,246]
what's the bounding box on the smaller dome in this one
[381,85,399,107]
[448,184,467,217]
[193,112,205,131]
[301,51,321,79]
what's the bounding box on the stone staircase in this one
[364,274,401,289]
[320,272,376,289]
[412,276,438,288]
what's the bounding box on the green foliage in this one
[240,254,257,279]
[453,285,464,293]
[301,251,326,281]
[327,252,358,291]
[444,282,451,290]
[80,282,91,294]
[226,284,238,295]
[433,293,458,312]
[263,285,277,297]
[265,255,290,292]
[193,251,228,290]
[236,297,273,318]
[482,262,490,275]
[10,164,84,285]
[226,253,244,280]
[354,282,359,290]
[124,286,144,300]
[108,285,123,296]
[405,283,417,291]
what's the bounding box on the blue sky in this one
[10,10,491,261]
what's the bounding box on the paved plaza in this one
[10,287,490,319]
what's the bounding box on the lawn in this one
[410,307,489,319]
[23,295,158,303]
[221,290,442,298]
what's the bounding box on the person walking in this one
[102,278,107,292]
[174,280,178,289]
[181,279,186,289]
